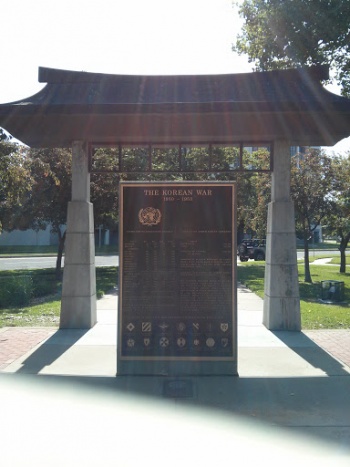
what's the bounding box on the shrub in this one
[32,275,59,297]
[0,275,34,307]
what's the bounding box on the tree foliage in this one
[0,140,30,233]
[236,148,271,241]
[90,148,120,229]
[19,148,72,277]
[1,143,273,275]
[233,0,350,95]
[291,149,336,282]
[325,154,350,272]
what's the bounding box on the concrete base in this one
[60,201,97,329]
[117,359,238,376]
[2,287,350,461]
[60,295,97,329]
[263,200,301,331]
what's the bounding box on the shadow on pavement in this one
[272,331,350,376]
[0,371,349,462]
[15,329,89,374]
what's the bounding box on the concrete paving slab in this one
[0,374,349,466]
[43,326,117,346]
[97,311,118,325]
[238,325,291,347]
[36,345,116,376]
[2,287,349,380]
[1,285,350,460]
[8,345,116,376]
[97,292,118,310]
[238,347,350,377]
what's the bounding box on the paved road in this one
[0,255,119,270]
[237,250,338,262]
[0,250,340,270]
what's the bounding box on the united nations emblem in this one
[138,207,162,226]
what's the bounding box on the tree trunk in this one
[303,232,312,283]
[56,229,66,279]
[340,243,346,273]
[339,233,350,273]
[237,219,245,244]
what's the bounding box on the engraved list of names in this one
[119,182,236,361]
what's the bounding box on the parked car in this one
[237,239,266,262]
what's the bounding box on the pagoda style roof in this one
[0,65,350,147]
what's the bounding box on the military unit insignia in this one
[123,320,232,353]
[206,337,215,348]
[158,323,169,331]
[192,322,200,331]
[159,337,170,348]
[126,322,135,332]
[177,337,186,348]
[142,322,152,332]
[176,322,186,332]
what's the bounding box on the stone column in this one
[263,140,301,331]
[60,141,97,328]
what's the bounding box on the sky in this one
[1,0,349,154]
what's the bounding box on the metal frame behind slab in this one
[89,142,273,175]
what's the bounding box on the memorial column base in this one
[263,200,301,331]
[60,201,97,329]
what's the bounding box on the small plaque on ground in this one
[163,379,194,398]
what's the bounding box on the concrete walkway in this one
[1,286,350,465]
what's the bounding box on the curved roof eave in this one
[1,65,350,147]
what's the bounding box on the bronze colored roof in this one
[0,65,350,147]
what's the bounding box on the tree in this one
[2,143,272,277]
[233,0,350,96]
[16,148,72,278]
[325,154,350,273]
[0,137,30,233]
[90,147,120,234]
[290,149,336,282]
[245,148,271,238]
[90,144,245,229]
[235,148,271,242]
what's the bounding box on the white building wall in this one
[0,225,53,246]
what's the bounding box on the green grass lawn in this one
[1,298,62,327]
[0,245,59,257]
[0,267,118,328]
[1,257,350,329]
[237,261,350,329]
